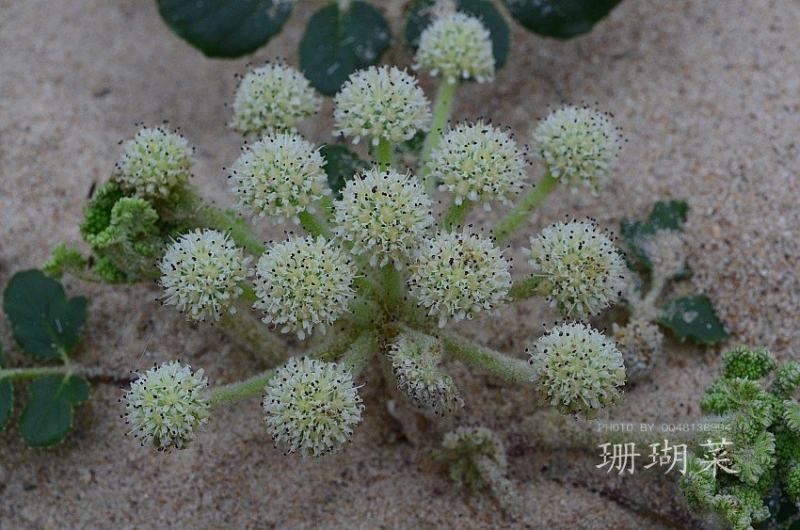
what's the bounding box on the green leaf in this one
[19,375,90,448]
[501,0,623,39]
[320,145,368,200]
[299,1,392,95]
[657,295,728,345]
[0,341,12,430]
[157,0,294,58]
[620,200,688,271]
[3,270,87,360]
[405,0,510,71]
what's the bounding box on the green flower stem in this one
[441,198,472,231]
[220,310,286,366]
[339,332,377,375]
[509,276,543,302]
[492,174,560,244]
[376,137,394,171]
[0,365,75,381]
[440,332,537,383]
[207,370,277,406]
[239,283,257,305]
[181,187,266,256]
[318,195,335,223]
[379,264,404,311]
[298,210,331,239]
[347,295,380,328]
[421,81,457,192]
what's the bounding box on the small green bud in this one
[723,346,777,381]
[772,361,800,399]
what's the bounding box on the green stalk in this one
[0,365,74,381]
[181,188,266,256]
[207,370,276,406]
[376,137,394,171]
[220,310,287,366]
[440,332,537,383]
[298,210,331,239]
[492,174,560,244]
[509,276,543,302]
[339,332,377,375]
[441,198,472,231]
[379,264,404,311]
[421,81,457,192]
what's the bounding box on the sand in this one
[2,0,799,528]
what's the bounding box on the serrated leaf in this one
[405,0,510,71]
[502,0,623,39]
[320,145,368,200]
[157,0,294,58]
[3,270,87,360]
[620,200,688,271]
[299,1,392,95]
[657,295,728,345]
[0,342,12,430]
[19,375,90,447]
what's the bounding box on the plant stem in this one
[492,174,560,244]
[207,370,276,406]
[509,276,543,302]
[441,198,472,231]
[379,264,404,312]
[440,331,537,383]
[339,332,377,375]
[298,210,331,239]
[181,188,266,256]
[421,81,457,192]
[220,310,287,366]
[376,137,394,171]
[0,365,75,380]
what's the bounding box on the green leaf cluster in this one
[1,270,91,447]
[681,346,800,530]
[620,200,728,345]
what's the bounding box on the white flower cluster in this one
[124,361,210,451]
[229,63,321,136]
[334,168,434,268]
[430,120,527,210]
[228,132,329,224]
[263,357,363,457]
[409,229,512,328]
[334,65,431,146]
[523,220,626,318]
[414,12,495,84]
[532,105,620,193]
[253,236,355,339]
[388,330,464,414]
[527,322,625,418]
[159,229,252,322]
[116,126,193,199]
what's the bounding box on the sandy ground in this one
[2,0,799,528]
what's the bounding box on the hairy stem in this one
[422,81,457,192]
[509,276,543,302]
[440,332,537,383]
[207,370,276,405]
[0,365,75,380]
[298,210,331,239]
[441,198,472,231]
[492,174,559,244]
[376,137,394,171]
[182,188,266,256]
[220,310,287,366]
[339,332,377,375]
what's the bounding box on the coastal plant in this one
[41,7,707,469]
[155,0,623,94]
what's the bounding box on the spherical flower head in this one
[263,357,363,457]
[116,126,193,199]
[159,229,252,322]
[334,65,431,146]
[229,63,321,137]
[409,228,512,327]
[333,167,434,268]
[430,120,527,210]
[228,132,329,224]
[124,361,210,451]
[523,219,627,318]
[531,105,620,193]
[414,12,495,84]
[388,330,464,414]
[612,318,663,383]
[527,322,625,418]
[253,235,356,339]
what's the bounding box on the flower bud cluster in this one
[116,126,194,199]
[414,12,495,84]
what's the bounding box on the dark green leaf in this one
[19,375,90,447]
[299,2,392,95]
[405,0,510,71]
[320,145,368,200]
[620,200,688,271]
[0,342,12,430]
[502,0,623,39]
[3,270,87,360]
[157,0,294,58]
[657,295,728,345]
